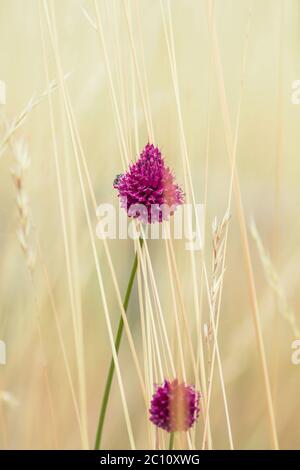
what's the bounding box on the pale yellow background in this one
[0,0,299,450]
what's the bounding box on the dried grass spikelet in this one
[10,138,36,273]
[0,77,66,159]
[250,219,300,337]
[207,211,231,340]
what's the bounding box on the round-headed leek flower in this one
[113,143,184,224]
[149,380,200,432]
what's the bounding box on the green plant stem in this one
[94,238,144,450]
[168,432,175,450]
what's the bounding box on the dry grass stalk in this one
[201,212,234,450]
[10,135,59,448]
[207,0,279,449]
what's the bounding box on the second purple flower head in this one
[149,379,200,433]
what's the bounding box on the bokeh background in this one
[0,0,299,450]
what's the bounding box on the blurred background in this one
[0,0,299,450]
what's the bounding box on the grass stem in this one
[168,432,175,450]
[94,238,144,450]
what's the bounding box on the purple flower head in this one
[113,143,184,223]
[149,379,200,432]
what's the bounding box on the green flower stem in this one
[94,238,144,450]
[168,432,175,450]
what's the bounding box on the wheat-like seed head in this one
[251,219,300,337]
[10,137,36,273]
[208,211,231,339]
